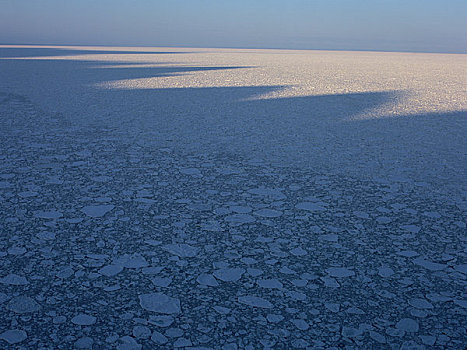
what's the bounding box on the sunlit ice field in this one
[1,45,466,197]
[0,45,466,349]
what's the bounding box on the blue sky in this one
[1,0,466,53]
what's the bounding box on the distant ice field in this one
[0,45,465,199]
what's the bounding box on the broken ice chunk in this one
[378,267,394,278]
[213,268,245,282]
[151,277,173,288]
[71,314,97,326]
[196,274,219,287]
[6,296,41,313]
[98,265,123,277]
[413,258,445,271]
[0,274,28,285]
[163,244,199,258]
[254,209,283,218]
[139,293,181,314]
[0,329,27,344]
[81,205,114,218]
[238,296,273,308]
[291,319,309,330]
[395,318,419,332]
[34,210,63,219]
[326,267,355,278]
[149,315,174,328]
[257,279,283,289]
[408,298,433,309]
[290,247,307,256]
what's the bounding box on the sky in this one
[1,0,466,53]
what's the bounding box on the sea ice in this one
[238,296,273,308]
[34,210,63,219]
[173,338,192,347]
[75,337,94,349]
[295,202,325,211]
[0,293,8,304]
[369,331,386,343]
[56,267,74,279]
[98,264,123,277]
[257,279,283,289]
[396,318,419,332]
[325,302,340,312]
[163,243,199,258]
[342,326,363,338]
[266,314,284,323]
[133,326,152,339]
[453,264,467,274]
[397,250,419,257]
[1,46,466,348]
[400,225,421,234]
[121,255,149,269]
[8,246,26,255]
[287,291,307,301]
[213,306,231,314]
[149,315,174,327]
[247,187,286,200]
[71,314,97,326]
[180,168,201,176]
[213,268,245,282]
[319,234,339,242]
[247,268,263,277]
[145,240,162,246]
[196,273,219,287]
[353,211,370,219]
[254,209,283,218]
[0,273,28,285]
[408,298,433,309]
[0,329,27,344]
[321,276,340,287]
[81,205,114,217]
[224,214,255,224]
[0,181,12,188]
[7,296,41,313]
[230,205,252,213]
[139,293,181,314]
[413,258,445,271]
[378,267,395,278]
[326,267,355,278]
[36,231,56,240]
[240,257,257,264]
[290,247,307,256]
[453,299,467,308]
[151,331,168,344]
[117,336,142,349]
[151,276,173,287]
[291,319,309,330]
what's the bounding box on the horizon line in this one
[1,42,466,56]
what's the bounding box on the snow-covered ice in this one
[0,45,465,348]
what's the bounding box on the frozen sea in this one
[0,45,466,349]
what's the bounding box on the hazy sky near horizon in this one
[1,0,466,53]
